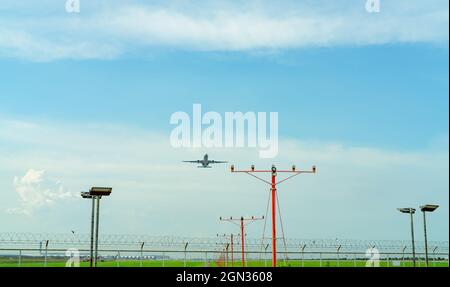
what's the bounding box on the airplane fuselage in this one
[200,154,210,167]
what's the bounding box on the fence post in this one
[44,240,49,267]
[140,242,145,268]
[402,246,406,267]
[264,249,267,268]
[117,251,120,267]
[319,253,322,267]
[204,252,208,267]
[184,243,189,268]
[162,252,165,268]
[353,253,357,267]
[301,245,306,267]
[337,245,342,267]
[18,250,22,267]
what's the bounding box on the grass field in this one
[0,258,448,268]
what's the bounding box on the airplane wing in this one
[183,160,202,163]
[210,160,228,164]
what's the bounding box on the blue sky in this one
[0,0,448,242]
[1,45,448,150]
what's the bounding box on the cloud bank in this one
[0,0,448,61]
[0,118,448,239]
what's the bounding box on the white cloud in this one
[0,0,448,61]
[6,169,73,216]
[0,28,121,61]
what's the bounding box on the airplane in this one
[183,154,228,168]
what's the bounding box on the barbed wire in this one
[0,233,448,254]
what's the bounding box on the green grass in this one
[0,258,448,268]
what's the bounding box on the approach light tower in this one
[231,164,316,267]
[220,216,264,267]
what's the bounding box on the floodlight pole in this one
[399,208,417,267]
[82,187,112,268]
[410,211,416,268]
[220,216,264,267]
[90,197,95,267]
[94,196,101,267]
[422,211,429,267]
[420,205,439,267]
[231,164,316,267]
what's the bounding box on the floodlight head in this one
[81,192,93,199]
[89,187,112,196]
[420,204,439,213]
[398,208,416,214]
